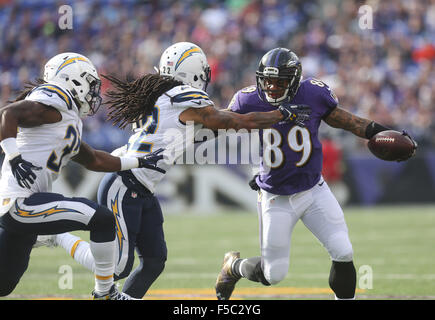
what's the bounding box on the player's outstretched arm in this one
[179,105,285,130]
[324,106,417,151]
[72,142,122,172]
[323,106,389,139]
[72,142,166,173]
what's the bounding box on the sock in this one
[56,233,96,272]
[233,256,270,285]
[232,258,243,278]
[56,232,81,253]
[329,260,356,299]
[90,240,116,294]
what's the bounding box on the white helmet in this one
[43,52,102,117]
[158,42,211,91]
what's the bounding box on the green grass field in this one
[3,205,435,300]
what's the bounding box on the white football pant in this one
[258,177,353,285]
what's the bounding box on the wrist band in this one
[120,157,139,171]
[278,106,288,119]
[365,121,390,139]
[0,137,20,160]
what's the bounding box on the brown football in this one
[367,130,415,161]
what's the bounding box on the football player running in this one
[214,48,417,300]
[38,42,312,299]
[0,52,165,300]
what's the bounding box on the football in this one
[367,130,416,161]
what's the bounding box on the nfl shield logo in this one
[131,191,137,198]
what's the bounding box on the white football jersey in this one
[125,85,213,193]
[0,83,82,214]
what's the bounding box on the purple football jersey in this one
[229,78,338,195]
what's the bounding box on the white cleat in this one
[215,251,241,300]
[93,284,140,300]
[33,235,58,248]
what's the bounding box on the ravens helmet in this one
[256,48,302,106]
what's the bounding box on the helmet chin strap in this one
[75,98,89,116]
[265,87,290,106]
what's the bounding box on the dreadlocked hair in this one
[10,78,46,102]
[103,73,183,129]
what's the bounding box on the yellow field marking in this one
[142,287,366,300]
[26,287,366,300]
[34,297,75,300]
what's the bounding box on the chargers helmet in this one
[256,48,302,106]
[43,52,102,117]
[157,42,211,91]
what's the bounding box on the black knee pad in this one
[121,256,167,298]
[329,260,356,299]
[142,256,166,275]
[88,205,116,243]
[117,256,166,281]
[254,261,271,286]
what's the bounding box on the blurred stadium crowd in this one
[0,0,434,153]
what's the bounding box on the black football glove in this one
[138,148,166,174]
[397,130,418,162]
[9,154,42,189]
[278,104,311,127]
[248,174,260,191]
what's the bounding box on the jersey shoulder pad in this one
[26,83,74,112]
[228,85,258,113]
[303,78,337,101]
[168,85,213,108]
[240,85,257,94]
[302,77,338,112]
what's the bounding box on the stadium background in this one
[0,0,434,299]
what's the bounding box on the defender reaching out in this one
[40,42,312,299]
